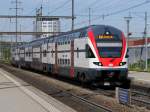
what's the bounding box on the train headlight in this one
[99,62,102,66]
[93,62,103,66]
[119,62,126,66]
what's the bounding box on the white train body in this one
[11,25,128,85]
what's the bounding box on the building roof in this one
[129,37,150,47]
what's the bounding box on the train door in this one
[70,40,75,78]
[54,43,58,74]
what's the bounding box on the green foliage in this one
[1,48,11,63]
[129,59,150,72]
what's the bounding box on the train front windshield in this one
[93,26,123,58]
[98,46,122,58]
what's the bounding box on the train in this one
[11,25,129,87]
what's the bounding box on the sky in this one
[0,0,150,42]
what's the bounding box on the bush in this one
[129,60,149,71]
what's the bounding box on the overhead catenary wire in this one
[76,0,100,13]
[74,0,150,28]
[92,0,123,12]
[105,0,150,17]
[75,0,141,20]
[48,0,71,15]
[24,0,45,15]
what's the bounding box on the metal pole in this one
[0,35,1,60]
[20,24,21,42]
[36,9,38,39]
[9,18,13,50]
[72,0,74,30]
[89,8,91,25]
[124,15,132,66]
[145,12,148,71]
[1,35,3,60]
[127,19,130,47]
[40,5,43,15]
[124,15,132,47]
[15,0,18,45]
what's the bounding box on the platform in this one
[129,71,150,87]
[0,68,77,112]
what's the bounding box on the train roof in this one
[15,25,122,48]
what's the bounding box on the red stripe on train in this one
[88,29,126,67]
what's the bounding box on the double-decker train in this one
[11,25,129,87]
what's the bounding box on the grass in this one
[129,60,150,72]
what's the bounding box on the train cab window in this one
[125,49,129,58]
[86,44,95,58]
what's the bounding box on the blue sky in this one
[0,0,150,42]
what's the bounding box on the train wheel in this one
[18,64,21,69]
[79,73,90,88]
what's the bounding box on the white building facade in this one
[34,18,60,39]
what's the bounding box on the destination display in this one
[96,35,113,39]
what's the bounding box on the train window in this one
[98,47,122,58]
[62,59,63,64]
[80,31,87,38]
[51,50,53,57]
[86,44,95,58]
[29,52,31,57]
[65,59,67,65]
[68,59,70,65]
[68,41,70,44]
[77,48,79,58]
[58,59,59,64]
[26,52,28,56]
[43,50,47,57]
[60,59,62,64]
[60,59,61,64]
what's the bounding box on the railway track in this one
[55,89,112,112]
[0,63,150,111]
[131,90,150,109]
[0,63,113,112]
